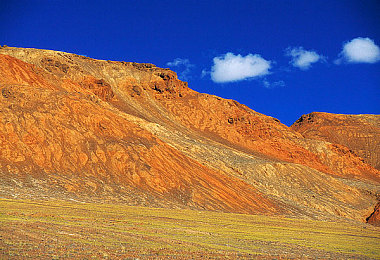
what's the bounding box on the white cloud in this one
[210,52,271,83]
[166,58,194,81]
[286,47,324,70]
[336,37,380,64]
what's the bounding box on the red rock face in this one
[0,47,379,223]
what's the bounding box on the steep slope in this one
[0,46,379,222]
[291,112,380,171]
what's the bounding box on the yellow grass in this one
[0,198,379,259]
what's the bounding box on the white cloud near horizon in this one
[285,47,324,70]
[166,58,194,81]
[210,52,271,83]
[335,37,380,64]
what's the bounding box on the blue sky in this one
[1,0,379,125]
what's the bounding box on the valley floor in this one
[0,199,379,259]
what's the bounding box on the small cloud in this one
[263,79,270,88]
[167,58,189,67]
[335,37,380,64]
[262,79,285,89]
[273,80,285,87]
[210,52,271,83]
[285,47,325,70]
[201,69,209,78]
[166,58,194,81]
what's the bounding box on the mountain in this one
[0,46,379,224]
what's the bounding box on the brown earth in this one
[0,46,379,223]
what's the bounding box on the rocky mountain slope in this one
[0,46,379,224]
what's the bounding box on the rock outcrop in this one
[0,46,379,223]
[366,202,380,226]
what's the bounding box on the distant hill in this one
[0,46,379,224]
[291,112,380,171]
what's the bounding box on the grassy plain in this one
[0,198,379,259]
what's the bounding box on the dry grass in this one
[0,198,379,259]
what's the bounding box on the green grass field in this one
[0,198,379,259]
